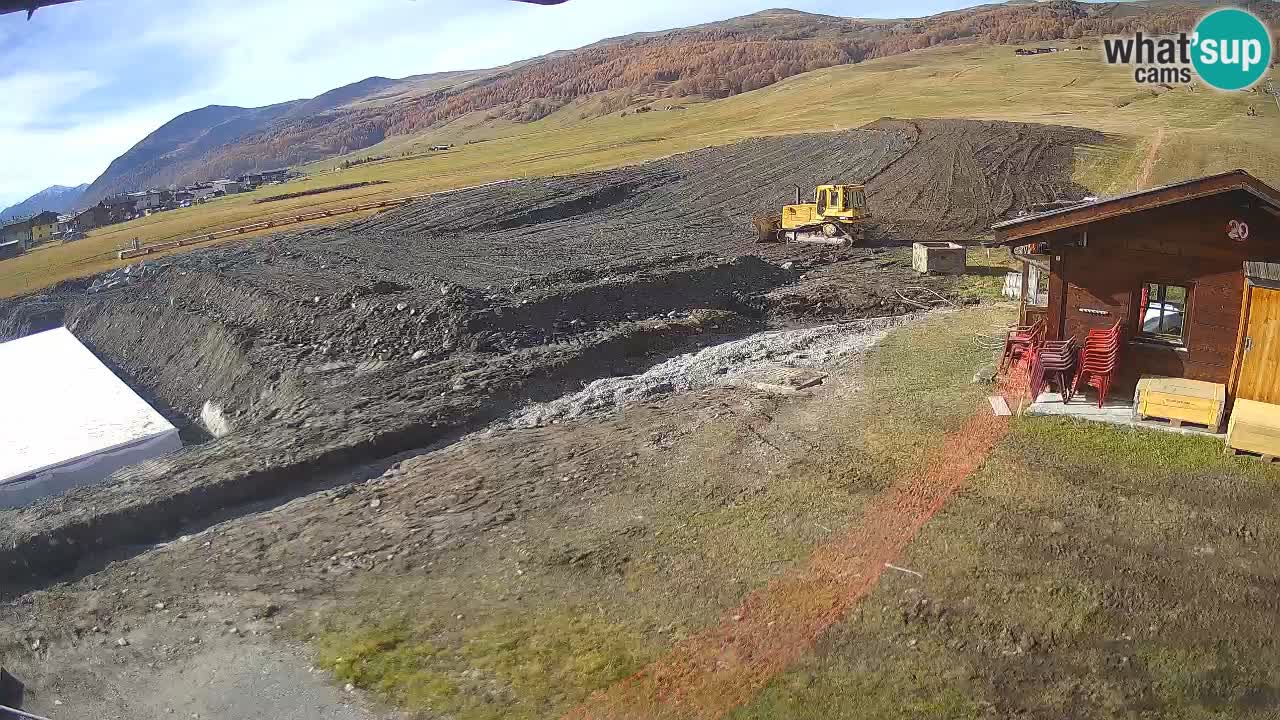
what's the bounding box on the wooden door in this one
[1236,285,1280,404]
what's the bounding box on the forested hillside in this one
[84,0,1280,202]
[380,0,1252,130]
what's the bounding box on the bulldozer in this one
[754,184,870,246]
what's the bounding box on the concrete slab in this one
[1026,392,1225,438]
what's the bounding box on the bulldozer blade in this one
[752,215,782,243]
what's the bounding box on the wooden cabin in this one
[990,170,1280,405]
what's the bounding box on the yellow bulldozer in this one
[754,184,870,246]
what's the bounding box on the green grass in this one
[733,412,1280,718]
[952,246,1017,304]
[734,663,985,720]
[314,611,651,720]
[5,42,1278,297]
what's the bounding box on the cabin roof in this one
[988,170,1280,245]
[1245,261,1280,290]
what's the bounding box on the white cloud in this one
[0,0,977,208]
[0,69,101,129]
[0,99,197,207]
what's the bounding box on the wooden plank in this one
[1140,377,1225,400]
[1187,322,1239,351]
[1122,351,1236,387]
[989,396,1012,416]
[1048,254,1067,340]
[1195,304,1246,329]
[1141,396,1210,425]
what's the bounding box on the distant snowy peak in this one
[0,183,90,222]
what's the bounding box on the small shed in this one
[989,169,1280,400]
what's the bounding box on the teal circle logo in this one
[1192,8,1272,91]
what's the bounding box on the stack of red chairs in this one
[999,319,1046,373]
[1071,321,1122,408]
[1030,336,1077,401]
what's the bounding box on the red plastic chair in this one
[1031,336,1077,401]
[1000,319,1046,373]
[1071,322,1122,407]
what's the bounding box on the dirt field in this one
[321,118,1095,287]
[1,117,1187,718]
[6,305,1278,719]
[0,117,1082,586]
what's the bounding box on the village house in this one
[212,179,243,195]
[55,213,75,239]
[188,184,218,202]
[0,220,24,246]
[0,239,20,260]
[28,210,59,244]
[239,168,290,187]
[0,211,59,252]
[991,170,1280,448]
[70,204,114,232]
[131,189,170,211]
[0,215,29,258]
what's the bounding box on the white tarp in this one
[0,327,181,508]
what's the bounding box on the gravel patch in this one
[504,314,915,427]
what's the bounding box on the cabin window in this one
[816,190,828,214]
[1137,282,1188,344]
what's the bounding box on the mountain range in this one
[63,0,1280,205]
[0,184,89,223]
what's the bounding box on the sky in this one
[0,0,988,209]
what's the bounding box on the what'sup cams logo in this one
[1103,7,1273,90]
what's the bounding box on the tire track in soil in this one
[1137,126,1165,190]
[564,390,1019,720]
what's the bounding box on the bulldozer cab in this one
[814,184,867,217]
[768,182,871,242]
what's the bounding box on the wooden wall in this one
[1045,192,1280,389]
